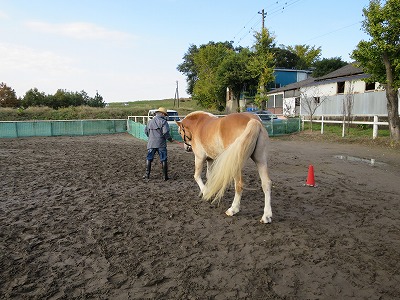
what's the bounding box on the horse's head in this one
[176,120,192,152]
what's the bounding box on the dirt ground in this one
[1,132,399,299]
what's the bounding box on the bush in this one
[0,106,134,121]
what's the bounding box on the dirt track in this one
[1,133,399,299]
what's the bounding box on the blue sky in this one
[0,0,371,103]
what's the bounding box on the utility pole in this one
[174,81,180,108]
[258,9,266,29]
[258,9,267,110]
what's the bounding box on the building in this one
[225,68,312,114]
[266,63,397,117]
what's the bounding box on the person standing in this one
[143,107,173,180]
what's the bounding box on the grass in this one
[303,122,391,138]
[294,122,399,149]
[0,98,221,121]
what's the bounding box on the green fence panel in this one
[0,120,127,138]
[127,120,148,141]
[0,122,18,138]
[286,118,301,134]
[17,121,52,137]
[52,121,83,136]
[263,118,300,136]
[169,123,183,141]
[115,120,127,133]
[1,118,299,139]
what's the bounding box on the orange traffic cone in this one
[306,165,315,187]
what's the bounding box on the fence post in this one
[373,115,378,139]
[342,116,345,137]
[15,122,19,138]
[271,118,274,136]
[81,120,84,135]
[321,115,324,134]
[298,117,301,132]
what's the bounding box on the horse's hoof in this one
[225,210,234,217]
[260,217,272,224]
[225,208,239,217]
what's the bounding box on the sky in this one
[0,0,372,103]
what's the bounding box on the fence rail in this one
[302,115,388,139]
[0,115,302,139]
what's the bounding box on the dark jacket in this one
[144,115,171,149]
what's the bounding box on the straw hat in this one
[155,107,168,115]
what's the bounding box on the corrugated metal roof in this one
[315,63,364,81]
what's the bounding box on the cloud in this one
[0,43,81,74]
[25,21,134,41]
[0,10,9,20]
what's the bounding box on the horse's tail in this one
[203,119,261,202]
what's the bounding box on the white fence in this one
[302,115,389,139]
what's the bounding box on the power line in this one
[233,0,304,46]
[232,13,258,41]
[303,21,362,43]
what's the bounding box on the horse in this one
[175,111,272,223]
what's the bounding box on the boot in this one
[143,160,151,179]
[162,161,169,181]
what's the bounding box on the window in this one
[365,82,375,91]
[337,81,345,94]
[295,97,300,106]
[275,94,283,107]
[267,98,274,108]
[314,97,320,104]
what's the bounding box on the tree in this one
[0,82,20,108]
[88,91,106,107]
[312,57,348,77]
[351,0,400,141]
[250,28,275,108]
[177,44,199,96]
[192,43,231,110]
[271,46,300,69]
[21,88,47,107]
[49,89,88,109]
[342,80,355,136]
[285,44,322,70]
[178,41,235,96]
[217,48,258,111]
[300,86,331,131]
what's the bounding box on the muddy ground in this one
[1,133,399,299]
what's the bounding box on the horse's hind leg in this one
[206,158,213,179]
[225,175,242,217]
[256,162,272,223]
[194,156,206,195]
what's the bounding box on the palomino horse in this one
[176,111,272,223]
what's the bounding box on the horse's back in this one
[217,113,262,147]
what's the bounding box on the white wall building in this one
[267,64,397,117]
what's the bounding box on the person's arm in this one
[162,121,173,141]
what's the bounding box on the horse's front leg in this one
[225,175,242,217]
[194,156,206,195]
